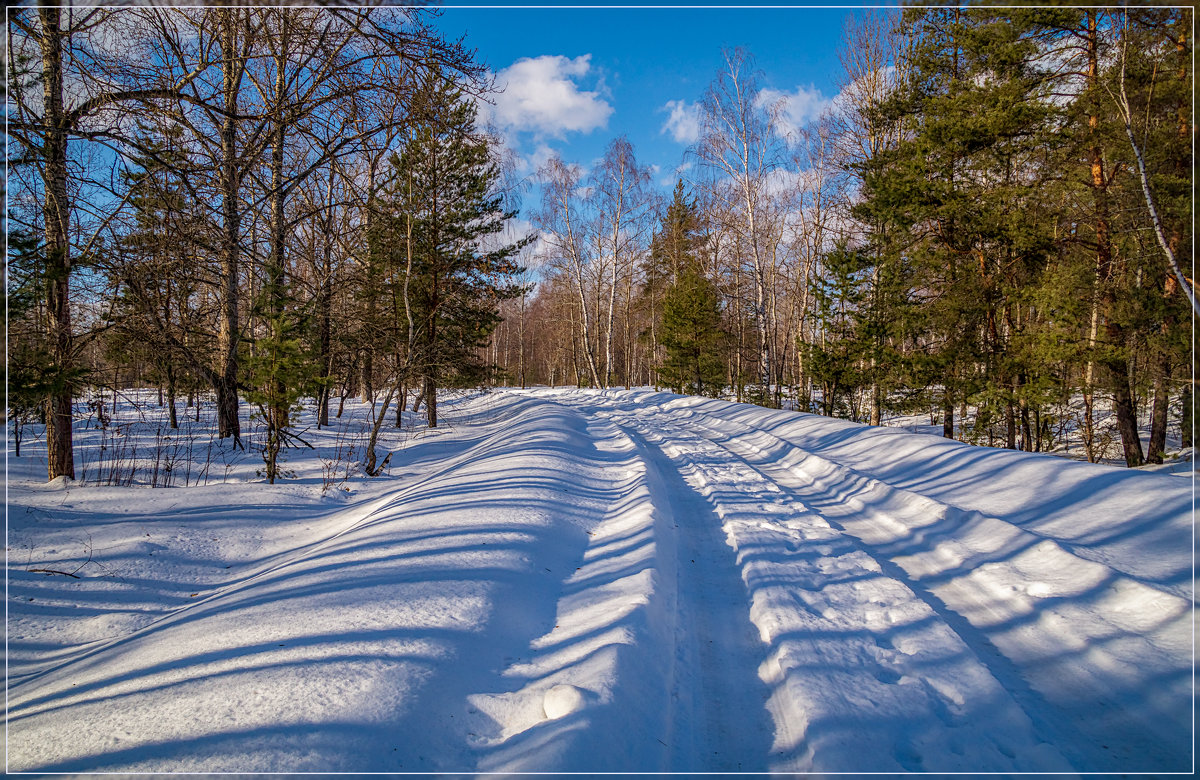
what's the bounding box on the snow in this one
[6,387,1195,773]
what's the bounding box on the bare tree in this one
[7,7,211,478]
[693,48,786,402]
[538,157,604,387]
[786,120,843,409]
[590,137,654,388]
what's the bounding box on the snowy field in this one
[5,388,1195,773]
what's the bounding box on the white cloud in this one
[515,142,559,176]
[758,85,834,140]
[764,167,803,199]
[660,99,701,144]
[490,55,612,138]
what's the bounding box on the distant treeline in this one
[498,8,1192,468]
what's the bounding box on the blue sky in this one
[436,7,861,203]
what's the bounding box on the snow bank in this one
[560,388,1194,773]
[8,387,1193,773]
[7,394,676,772]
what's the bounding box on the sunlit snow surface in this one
[6,389,1194,773]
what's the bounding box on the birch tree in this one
[590,137,654,387]
[538,156,604,387]
[694,48,785,403]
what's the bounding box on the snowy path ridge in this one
[9,396,672,772]
[536,388,1194,773]
[562,394,1070,772]
[7,389,1194,774]
[465,414,680,773]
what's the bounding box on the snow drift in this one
[6,388,1194,773]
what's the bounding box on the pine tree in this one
[1025,9,1192,464]
[7,229,76,458]
[642,181,706,384]
[244,312,314,483]
[660,269,727,397]
[857,8,1062,444]
[806,242,870,419]
[644,182,728,397]
[382,70,530,429]
[110,125,201,432]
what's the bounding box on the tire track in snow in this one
[660,402,1193,772]
[463,411,680,774]
[553,391,1072,773]
[606,417,775,773]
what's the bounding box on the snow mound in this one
[542,684,588,719]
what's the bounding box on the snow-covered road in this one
[6,389,1194,773]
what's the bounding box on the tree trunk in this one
[1020,398,1032,453]
[868,262,882,426]
[317,168,335,429]
[734,264,745,403]
[574,278,601,388]
[424,374,437,429]
[214,376,241,449]
[363,383,397,476]
[942,394,954,440]
[1145,357,1171,464]
[317,374,331,428]
[1107,355,1144,466]
[215,9,243,443]
[166,363,178,429]
[518,293,528,389]
[1005,394,1017,450]
[605,259,617,389]
[1082,391,1097,462]
[1087,13,1139,467]
[1181,382,1193,449]
[623,265,634,388]
[264,19,290,452]
[361,175,378,404]
[1082,290,1101,461]
[755,264,772,403]
[40,7,74,481]
[569,317,581,386]
[360,350,374,403]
